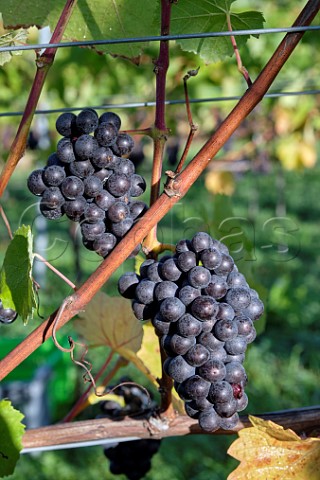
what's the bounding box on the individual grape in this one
[200,248,222,270]
[113,133,134,156]
[219,412,239,430]
[151,314,171,336]
[191,232,213,253]
[160,297,186,322]
[0,301,18,324]
[93,168,113,183]
[209,347,228,363]
[132,301,155,321]
[39,204,63,220]
[185,402,199,419]
[76,108,99,134]
[118,272,140,298]
[146,262,163,283]
[41,187,65,209]
[208,381,233,404]
[74,134,98,160]
[154,281,178,302]
[63,196,87,221]
[204,276,228,299]
[197,332,225,351]
[225,353,245,364]
[130,174,146,197]
[188,266,211,289]
[92,233,117,257]
[81,221,105,241]
[224,337,248,355]
[162,334,196,356]
[191,296,218,321]
[243,297,264,321]
[216,303,235,322]
[55,112,76,137]
[95,190,116,211]
[69,159,95,178]
[27,169,46,196]
[94,122,118,147]
[83,175,103,197]
[198,409,220,432]
[114,158,135,176]
[234,314,254,336]
[130,201,148,220]
[42,165,66,187]
[61,176,84,199]
[198,359,226,382]
[227,271,248,287]
[236,391,248,411]
[214,319,238,341]
[56,137,76,163]
[83,203,105,223]
[106,174,131,197]
[110,217,133,237]
[175,239,192,254]
[215,398,238,418]
[183,344,210,367]
[47,153,64,167]
[189,396,213,412]
[178,285,201,306]
[182,375,211,400]
[225,287,251,311]
[92,146,115,169]
[163,355,195,383]
[214,253,234,275]
[99,111,121,130]
[176,314,202,337]
[245,326,257,344]
[177,251,197,272]
[231,383,244,400]
[135,280,156,305]
[225,362,247,384]
[107,201,130,223]
[139,259,155,277]
[161,258,182,282]
[200,318,217,334]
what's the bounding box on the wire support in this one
[0,25,320,53]
[0,89,319,118]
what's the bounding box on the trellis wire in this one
[0,89,319,118]
[21,437,140,454]
[0,25,319,53]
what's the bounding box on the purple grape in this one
[61,176,84,199]
[197,332,225,351]
[177,251,197,272]
[113,133,134,156]
[57,137,76,163]
[225,362,247,384]
[63,196,87,221]
[129,201,148,220]
[76,109,99,134]
[146,262,163,283]
[92,233,117,257]
[74,134,98,160]
[135,280,156,305]
[55,112,76,137]
[43,165,66,187]
[214,253,234,275]
[182,375,211,399]
[215,398,238,418]
[191,296,218,321]
[118,272,140,298]
[160,297,186,322]
[92,147,115,169]
[163,355,195,383]
[95,190,116,211]
[160,258,182,282]
[162,334,196,356]
[183,344,210,367]
[219,412,239,430]
[198,409,220,432]
[99,112,121,130]
[95,122,118,148]
[204,275,228,299]
[114,159,135,176]
[188,266,211,289]
[83,203,105,223]
[176,314,202,337]
[130,174,146,197]
[198,359,226,382]
[243,297,264,321]
[106,174,131,197]
[83,176,103,197]
[107,201,130,223]
[208,381,233,404]
[42,187,65,209]
[27,169,46,196]
[225,287,251,311]
[81,221,105,241]
[214,319,238,341]
[200,248,222,270]
[69,160,95,178]
[154,281,178,302]
[224,337,248,355]
[110,217,133,237]
[178,285,201,306]
[191,232,213,253]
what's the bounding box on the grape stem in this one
[0,0,319,383]
[0,0,77,199]
[0,205,13,239]
[227,13,252,87]
[33,253,76,290]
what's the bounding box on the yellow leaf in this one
[74,292,143,356]
[228,415,320,480]
[205,171,235,196]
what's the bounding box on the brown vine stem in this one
[0,0,77,200]
[22,406,320,449]
[0,0,319,382]
[33,253,76,290]
[227,13,252,87]
[0,205,13,239]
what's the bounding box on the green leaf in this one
[0,225,37,324]
[0,30,28,66]
[171,0,265,63]
[0,400,25,478]
[1,1,158,61]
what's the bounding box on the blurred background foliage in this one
[0,1,319,479]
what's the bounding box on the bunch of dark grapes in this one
[103,439,161,480]
[0,300,17,324]
[118,232,264,432]
[27,109,148,258]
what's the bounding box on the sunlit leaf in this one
[0,400,25,478]
[0,29,28,66]
[228,415,320,480]
[205,170,235,196]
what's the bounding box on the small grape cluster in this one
[27,109,148,258]
[118,232,264,432]
[0,300,17,324]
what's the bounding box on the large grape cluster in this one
[118,232,264,432]
[27,109,148,258]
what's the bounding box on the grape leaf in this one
[0,225,37,324]
[171,0,265,63]
[228,415,320,480]
[1,1,158,60]
[205,171,235,196]
[0,400,25,478]
[0,29,29,66]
